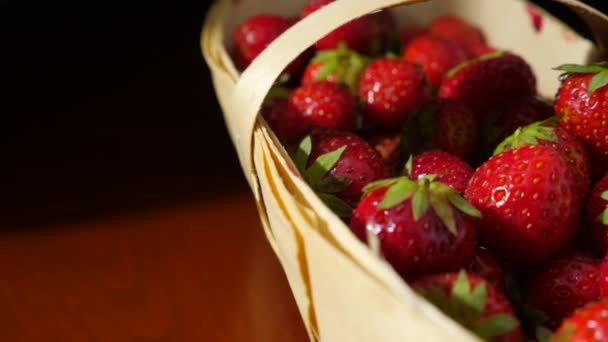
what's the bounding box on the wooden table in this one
[0,192,308,341]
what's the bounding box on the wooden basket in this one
[201,0,608,340]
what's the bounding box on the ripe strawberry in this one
[429,15,486,57]
[465,145,580,266]
[466,247,507,291]
[400,28,427,49]
[233,15,307,76]
[402,100,479,161]
[301,0,383,55]
[599,254,608,297]
[439,52,537,120]
[293,130,390,215]
[349,175,479,279]
[301,44,369,94]
[262,87,310,146]
[552,299,608,342]
[494,117,591,205]
[526,252,600,329]
[369,132,402,173]
[582,174,608,255]
[413,271,523,342]
[555,63,608,179]
[408,150,474,194]
[403,34,468,87]
[289,81,358,131]
[359,58,428,129]
[483,96,554,151]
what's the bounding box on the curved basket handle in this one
[554,0,608,50]
[230,0,428,186]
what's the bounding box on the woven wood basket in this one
[201,0,608,340]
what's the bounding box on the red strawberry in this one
[429,15,486,57]
[552,299,608,342]
[483,96,554,151]
[400,28,427,49]
[583,174,608,255]
[555,63,608,179]
[413,271,523,342]
[439,52,537,120]
[289,81,358,131]
[527,252,600,329]
[408,150,474,194]
[293,130,390,214]
[403,34,468,87]
[465,145,580,266]
[301,0,383,55]
[301,44,369,94]
[359,58,428,129]
[369,132,402,173]
[466,247,507,291]
[599,254,608,297]
[233,15,308,76]
[494,117,591,205]
[402,100,479,161]
[262,88,311,146]
[350,175,479,279]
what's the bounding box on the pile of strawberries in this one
[233,1,608,341]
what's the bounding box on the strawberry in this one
[407,150,474,194]
[402,100,479,161]
[526,252,600,329]
[301,44,369,94]
[555,63,608,179]
[262,87,311,146]
[349,175,479,279]
[369,132,402,173]
[413,271,523,342]
[403,34,468,87]
[483,96,554,152]
[582,174,608,255]
[359,58,428,129]
[552,299,608,342]
[439,51,537,120]
[494,117,591,205]
[233,15,308,77]
[429,15,486,58]
[301,0,383,55]
[293,130,390,215]
[471,45,498,58]
[599,254,608,297]
[465,145,580,266]
[466,247,507,291]
[289,81,358,131]
[400,28,427,50]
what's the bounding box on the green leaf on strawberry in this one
[416,270,519,340]
[293,135,352,218]
[554,62,608,94]
[494,116,561,155]
[310,43,370,94]
[365,174,480,235]
[598,191,608,225]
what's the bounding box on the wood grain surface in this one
[0,193,308,342]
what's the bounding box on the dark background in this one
[0,0,606,229]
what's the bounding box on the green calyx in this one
[554,62,608,95]
[312,43,370,94]
[597,191,608,225]
[445,50,506,78]
[494,116,560,156]
[293,135,352,218]
[552,324,576,342]
[363,175,481,235]
[416,270,520,340]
